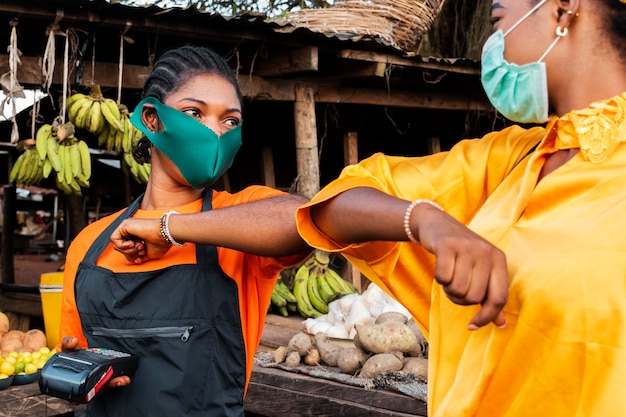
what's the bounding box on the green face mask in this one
[130,96,242,189]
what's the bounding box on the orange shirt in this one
[61,185,305,391]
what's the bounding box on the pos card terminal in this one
[39,348,138,403]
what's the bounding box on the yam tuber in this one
[314,332,343,367]
[406,318,428,357]
[375,311,407,325]
[288,332,313,356]
[355,321,418,354]
[337,347,369,375]
[285,350,301,367]
[274,346,290,364]
[401,357,428,380]
[359,351,403,378]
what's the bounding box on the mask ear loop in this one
[504,0,549,37]
[537,23,569,62]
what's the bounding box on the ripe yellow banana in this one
[65,93,88,112]
[69,142,81,178]
[77,140,91,179]
[73,99,93,130]
[101,98,124,132]
[46,135,61,172]
[35,124,52,160]
[87,99,103,134]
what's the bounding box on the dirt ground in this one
[2,253,65,287]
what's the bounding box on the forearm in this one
[169,194,311,257]
[310,187,413,244]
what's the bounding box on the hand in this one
[110,218,172,264]
[414,204,509,330]
[61,337,131,389]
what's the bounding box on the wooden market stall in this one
[0,0,501,414]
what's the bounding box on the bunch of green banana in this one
[270,280,298,317]
[67,85,124,137]
[9,143,44,187]
[292,250,360,319]
[122,152,151,184]
[54,135,92,196]
[97,105,143,154]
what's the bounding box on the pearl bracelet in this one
[159,210,185,247]
[404,199,443,244]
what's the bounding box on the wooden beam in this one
[338,49,480,75]
[317,85,491,111]
[0,55,149,90]
[0,54,490,111]
[255,46,318,77]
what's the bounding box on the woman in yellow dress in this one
[295,0,626,415]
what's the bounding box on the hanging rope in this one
[1,19,26,144]
[42,10,64,99]
[117,20,132,105]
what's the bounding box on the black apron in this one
[75,190,246,417]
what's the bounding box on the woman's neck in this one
[140,181,204,210]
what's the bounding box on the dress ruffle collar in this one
[551,92,626,163]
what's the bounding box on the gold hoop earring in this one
[556,26,568,37]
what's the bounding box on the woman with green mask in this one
[291,0,626,416]
[59,45,311,417]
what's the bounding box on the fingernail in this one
[497,321,507,329]
[467,324,479,331]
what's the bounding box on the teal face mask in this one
[130,96,242,189]
[480,0,563,124]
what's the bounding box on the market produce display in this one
[269,250,360,318]
[274,312,428,380]
[0,312,55,390]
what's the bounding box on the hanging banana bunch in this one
[66,84,123,140]
[9,140,44,187]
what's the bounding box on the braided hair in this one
[133,45,242,163]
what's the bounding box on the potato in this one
[401,357,428,380]
[406,318,428,357]
[303,348,321,366]
[359,351,403,378]
[288,332,313,356]
[314,332,343,367]
[374,311,407,325]
[337,347,369,375]
[274,346,290,364]
[355,321,418,354]
[285,350,301,367]
[22,329,47,352]
[0,312,8,335]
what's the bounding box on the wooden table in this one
[244,365,427,417]
[0,381,85,417]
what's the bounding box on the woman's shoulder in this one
[212,185,287,207]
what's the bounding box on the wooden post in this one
[1,184,16,284]
[294,83,320,199]
[427,137,441,154]
[341,132,368,292]
[260,145,276,188]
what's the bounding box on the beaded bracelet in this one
[159,210,185,247]
[403,199,443,244]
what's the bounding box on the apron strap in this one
[82,193,144,264]
[81,189,218,267]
